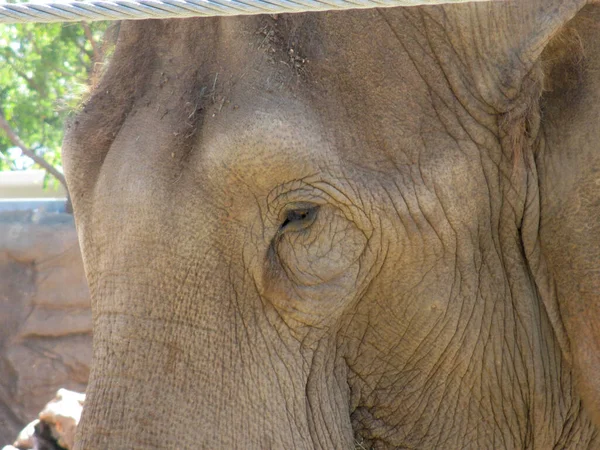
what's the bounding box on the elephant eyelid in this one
[280,206,319,231]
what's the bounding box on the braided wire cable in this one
[0,0,482,24]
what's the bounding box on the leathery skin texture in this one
[63,1,600,448]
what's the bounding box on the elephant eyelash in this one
[280,206,319,232]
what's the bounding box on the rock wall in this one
[0,211,91,444]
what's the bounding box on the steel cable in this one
[0,0,483,24]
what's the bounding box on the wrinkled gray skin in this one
[63,0,600,448]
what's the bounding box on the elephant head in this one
[63,0,600,447]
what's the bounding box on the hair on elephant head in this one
[63,0,600,448]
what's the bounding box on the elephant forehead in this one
[197,99,337,193]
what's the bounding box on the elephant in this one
[62,0,600,447]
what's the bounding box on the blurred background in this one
[0,20,111,449]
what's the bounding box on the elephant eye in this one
[280,206,319,232]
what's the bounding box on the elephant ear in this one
[414,0,590,169]
[523,4,600,426]
[434,0,588,111]
[438,0,600,425]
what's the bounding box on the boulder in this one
[12,420,36,449]
[37,389,84,450]
[8,389,85,450]
[0,211,91,444]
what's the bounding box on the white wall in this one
[0,170,66,199]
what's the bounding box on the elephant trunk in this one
[75,312,241,448]
[74,284,351,449]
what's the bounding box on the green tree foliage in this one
[0,21,108,187]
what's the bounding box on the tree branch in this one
[0,113,68,190]
[82,22,102,64]
[0,49,46,95]
[14,68,45,96]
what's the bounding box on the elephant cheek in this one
[571,325,600,426]
[559,282,600,427]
